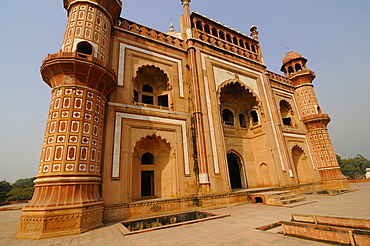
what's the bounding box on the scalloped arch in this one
[217,78,261,108]
[133,134,173,152]
[279,99,293,110]
[291,144,305,154]
[134,65,171,90]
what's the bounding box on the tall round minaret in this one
[16,0,122,239]
[281,52,347,189]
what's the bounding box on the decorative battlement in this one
[115,18,185,49]
[268,71,293,86]
[190,12,262,63]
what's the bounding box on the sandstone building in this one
[17,0,347,239]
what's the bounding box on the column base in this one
[15,204,103,239]
[321,179,349,190]
[319,167,348,190]
[319,167,347,180]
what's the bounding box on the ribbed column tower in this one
[16,0,122,239]
[281,52,347,189]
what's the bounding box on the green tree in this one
[6,177,35,201]
[11,177,36,189]
[0,180,12,202]
[6,187,34,201]
[337,154,370,179]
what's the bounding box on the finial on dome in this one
[169,20,174,32]
[250,25,258,41]
[181,0,191,5]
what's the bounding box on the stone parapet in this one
[190,12,262,63]
[115,18,185,50]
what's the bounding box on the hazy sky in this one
[1,1,369,183]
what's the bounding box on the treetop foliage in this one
[337,154,370,179]
[0,177,35,203]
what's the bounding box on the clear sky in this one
[0,0,369,183]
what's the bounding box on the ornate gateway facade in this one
[17,0,347,239]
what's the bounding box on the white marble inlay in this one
[112,112,190,177]
[118,43,184,97]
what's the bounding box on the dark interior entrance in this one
[141,171,154,197]
[227,153,242,189]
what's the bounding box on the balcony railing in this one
[42,51,116,76]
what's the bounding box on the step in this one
[281,200,316,208]
[279,197,306,205]
[253,190,293,195]
[273,194,302,201]
[282,220,370,245]
[292,214,370,230]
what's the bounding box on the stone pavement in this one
[1,182,369,246]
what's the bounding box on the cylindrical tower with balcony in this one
[16,0,122,239]
[281,51,347,189]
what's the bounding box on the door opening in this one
[227,153,243,189]
[141,171,154,197]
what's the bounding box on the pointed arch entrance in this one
[292,145,313,184]
[132,135,173,201]
[226,152,246,189]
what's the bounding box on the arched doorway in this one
[132,135,172,200]
[292,146,312,184]
[227,153,243,189]
[260,163,272,187]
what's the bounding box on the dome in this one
[282,51,303,65]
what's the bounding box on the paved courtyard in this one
[1,182,369,246]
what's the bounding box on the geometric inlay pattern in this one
[38,86,106,175]
[62,4,111,62]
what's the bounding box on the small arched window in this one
[239,114,246,128]
[222,109,234,125]
[141,152,154,164]
[219,31,225,40]
[196,21,203,31]
[204,25,210,33]
[280,100,293,126]
[250,110,259,124]
[77,41,93,56]
[239,41,245,49]
[226,34,232,43]
[316,105,322,114]
[212,28,218,37]
[295,63,302,72]
[142,84,153,93]
[288,66,294,75]
[142,84,154,105]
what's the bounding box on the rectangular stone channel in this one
[121,211,229,235]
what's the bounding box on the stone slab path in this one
[1,182,369,246]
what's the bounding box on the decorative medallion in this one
[65,163,74,172]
